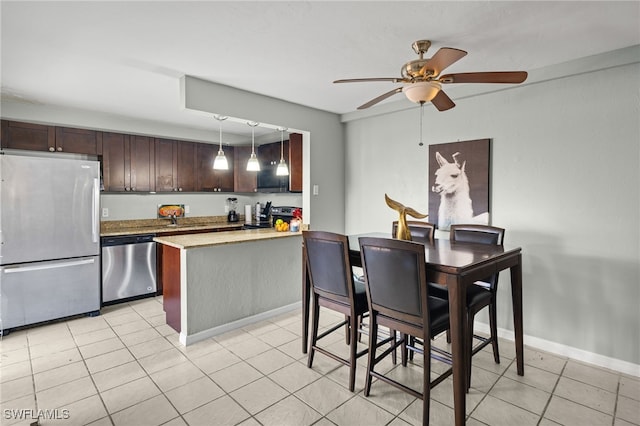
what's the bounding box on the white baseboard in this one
[473,321,640,377]
[179,302,301,346]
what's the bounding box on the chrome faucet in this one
[170,214,178,225]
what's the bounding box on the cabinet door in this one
[1,120,55,152]
[197,143,236,192]
[216,146,235,191]
[196,143,217,191]
[55,127,101,155]
[234,146,257,192]
[102,132,129,192]
[130,136,155,192]
[155,138,176,192]
[176,141,196,192]
[258,142,280,171]
[289,133,303,192]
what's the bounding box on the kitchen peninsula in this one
[154,228,302,346]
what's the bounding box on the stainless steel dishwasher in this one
[101,234,157,305]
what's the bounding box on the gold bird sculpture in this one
[385,193,428,241]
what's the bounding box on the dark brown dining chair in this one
[359,237,452,426]
[391,220,439,359]
[431,224,505,390]
[303,230,369,392]
[391,220,436,243]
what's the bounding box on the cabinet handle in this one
[49,147,55,152]
[57,147,62,152]
[125,187,130,192]
[178,188,183,192]
[132,187,136,191]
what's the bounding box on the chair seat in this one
[429,282,492,309]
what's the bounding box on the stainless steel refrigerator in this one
[0,153,101,333]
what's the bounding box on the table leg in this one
[447,274,467,426]
[302,245,310,354]
[511,254,524,375]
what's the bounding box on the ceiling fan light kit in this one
[403,81,441,103]
[334,39,527,111]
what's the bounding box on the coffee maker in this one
[226,197,239,222]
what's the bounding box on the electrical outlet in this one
[102,208,109,218]
[313,184,319,196]
[185,205,190,214]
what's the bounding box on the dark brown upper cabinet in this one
[155,138,197,192]
[1,120,101,155]
[233,145,258,193]
[288,133,303,192]
[196,143,235,192]
[102,132,155,192]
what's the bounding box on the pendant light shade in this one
[276,127,289,176]
[246,121,260,172]
[213,115,229,170]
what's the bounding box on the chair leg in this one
[446,328,451,343]
[467,312,475,392]
[358,315,364,342]
[364,317,378,397]
[307,297,320,368]
[489,302,500,364]
[401,333,408,367]
[422,333,431,426]
[345,314,350,344]
[348,314,358,392]
[391,329,397,365]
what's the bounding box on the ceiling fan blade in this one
[439,71,528,84]
[334,77,403,83]
[431,90,455,111]
[357,87,403,110]
[420,47,467,76]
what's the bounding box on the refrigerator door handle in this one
[92,177,100,243]
[3,258,95,274]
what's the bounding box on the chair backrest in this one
[303,230,354,304]
[358,237,429,325]
[449,224,505,246]
[449,224,505,287]
[391,221,436,243]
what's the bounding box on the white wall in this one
[344,48,640,368]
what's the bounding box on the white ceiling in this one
[1,1,639,139]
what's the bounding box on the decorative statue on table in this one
[385,193,428,241]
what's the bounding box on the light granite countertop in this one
[154,228,302,249]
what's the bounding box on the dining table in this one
[301,232,524,426]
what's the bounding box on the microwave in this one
[257,169,289,193]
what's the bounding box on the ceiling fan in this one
[334,40,528,111]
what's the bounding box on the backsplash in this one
[100,192,303,221]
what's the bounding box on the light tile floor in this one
[1,296,638,426]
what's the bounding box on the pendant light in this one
[246,121,260,171]
[213,115,229,170]
[276,127,289,176]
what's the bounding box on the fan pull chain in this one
[418,101,425,146]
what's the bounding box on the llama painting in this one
[428,139,490,230]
